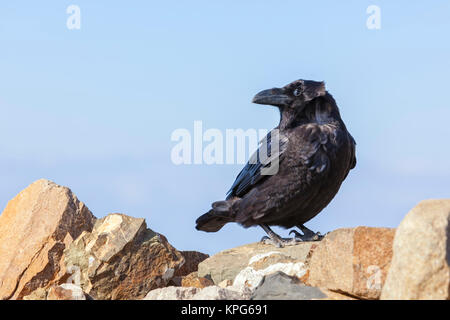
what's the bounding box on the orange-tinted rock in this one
[305,227,395,300]
[181,272,214,288]
[0,179,95,300]
[63,213,185,300]
[21,288,47,300]
[47,284,86,300]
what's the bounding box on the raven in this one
[196,79,356,247]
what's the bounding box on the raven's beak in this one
[252,88,293,107]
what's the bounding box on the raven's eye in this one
[293,87,302,97]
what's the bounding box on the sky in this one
[0,1,449,255]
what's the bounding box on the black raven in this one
[196,79,356,247]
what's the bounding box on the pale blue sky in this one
[1,1,449,254]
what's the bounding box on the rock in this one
[381,200,450,300]
[168,250,209,287]
[144,285,248,300]
[318,289,358,300]
[218,279,233,288]
[63,213,185,300]
[144,287,200,300]
[251,271,327,300]
[191,286,249,300]
[167,276,183,287]
[47,284,86,300]
[305,227,395,300]
[22,288,47,300]
[174,251,209,277]
[0,179,95,300]
[198,241,313,285]
[231,251,307,292]
[181,272,214,288]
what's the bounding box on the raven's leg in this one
[289,224,324,241]
[259,224,299,248]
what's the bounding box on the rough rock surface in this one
[169,251,209,286]
[144,285,250,300]
[191,286,249,300]
[63,213,185,300]
[144,286,200,300]
[47,284,86,300]
[198,242,313,285]
[218,279,233,288]
[231,250,307,292]
[304,227,395,300]
[251,272,327,300]
[181,272,214,288]
[2,179,448,301]
[22,288,47,300]
[144,286,249,300]
[0,179,95,300]
[381,200,450,300]
[175,251,209,277]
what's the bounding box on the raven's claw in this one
[261,235,284,248]
[260,236,301,248]
[259,224,302,247]
[290,225,324,241]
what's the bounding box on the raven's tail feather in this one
[195,200,236,232]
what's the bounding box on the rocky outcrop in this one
[62,213,185,300]
[0,179,95,300]
[196,227,395,300]
[304,227,395,300]
[1,179,448,300]
[381,200,450,300]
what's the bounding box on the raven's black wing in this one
[226,130,288,199]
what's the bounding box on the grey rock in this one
[251,271,327,300]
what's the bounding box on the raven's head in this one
[252,79,326,110]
